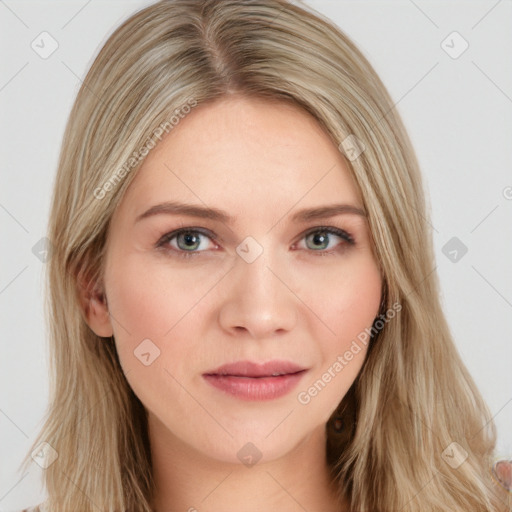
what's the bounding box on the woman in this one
[20,0,510,510]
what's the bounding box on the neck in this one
[148,414,347,512]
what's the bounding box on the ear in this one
[493,459,512,491]
[77,271,113,338]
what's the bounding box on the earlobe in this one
[77,274,113,337]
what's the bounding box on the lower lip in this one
[202,371,306,401]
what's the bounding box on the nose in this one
[217,245,298,339]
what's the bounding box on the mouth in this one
[202,360,308,401]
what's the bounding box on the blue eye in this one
[156,226,355,259]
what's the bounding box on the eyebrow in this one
[135,200,366,224]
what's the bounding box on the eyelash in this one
[156,225,355,259]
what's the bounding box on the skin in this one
[83,96,382,512]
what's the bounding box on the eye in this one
[156,225,355,259]
[295,226,355,255]
[156,228,218,258]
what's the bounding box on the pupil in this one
[312,232,328,249]
[182,232,198,248]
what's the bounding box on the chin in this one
[189,420,320,467]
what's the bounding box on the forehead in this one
[117,96,362,220]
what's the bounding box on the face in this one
[92,96,382,464]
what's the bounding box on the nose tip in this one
[217,246,298,339]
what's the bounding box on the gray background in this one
[1,1,511,509]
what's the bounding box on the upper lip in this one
[203,360,307,378]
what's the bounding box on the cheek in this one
[305,252,382,349]
[295,256,381,418]
[104,257,205,411]
[105,255,213,338]
[104,253,225,382]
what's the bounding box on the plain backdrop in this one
[1,1,511,510]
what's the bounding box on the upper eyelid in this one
[158,227,217,246]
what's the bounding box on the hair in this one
[21,0,509,511]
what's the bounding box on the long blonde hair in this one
[22,0,509,510]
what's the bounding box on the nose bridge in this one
[218,235,298,337]
[238,239,278,297]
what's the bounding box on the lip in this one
[202,360,308,401]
